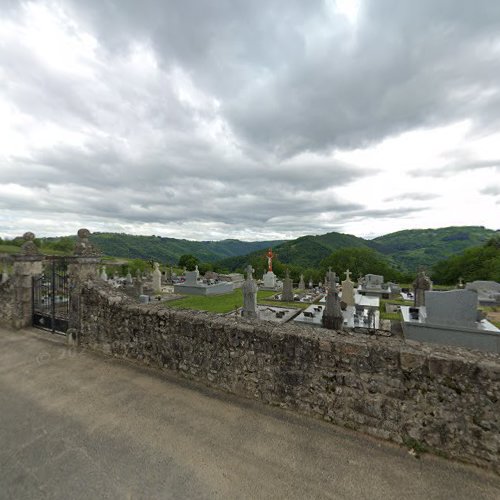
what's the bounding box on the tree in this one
[49,237,75,253]
[320,247,402,282]
[432,239,500,284]
[178,254,199,271]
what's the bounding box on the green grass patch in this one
[0,244,20,254]
[167,290,243,313]
[166,289,277,314]
[259,300,309,309]
[380,312,401,321]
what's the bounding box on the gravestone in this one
[413,270,432,307]
[298,274,305,290]
[341,269,355,306]
[425,289,478,328]
[184,270,198,286]
[242,265,259,319]
[327,267,336,289]
[308,279,313,289]
[262,270,277,288]
[322,286,343,330]
[152,262,162,293]
[125,271,133,285]
[100,266,108,281]
[281,269,294,302]
[363,274,384,289]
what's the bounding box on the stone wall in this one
[78,282,500,472]
[0,279,14,327]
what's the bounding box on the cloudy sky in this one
[1,0,499,241]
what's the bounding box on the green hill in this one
[214,226,498,275]
[86,233,284,264]
[5,226,497,276]
[371,226,498,271]
[431,237,500,284]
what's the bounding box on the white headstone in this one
[341,269,355,306]
[100,266,108,281]
[184,270,198,286]
[263,271,277,288]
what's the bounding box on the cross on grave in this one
[345,269,351,281]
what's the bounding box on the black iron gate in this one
[32,257,70,334]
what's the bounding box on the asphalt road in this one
[1,327,499,500]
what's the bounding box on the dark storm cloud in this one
[63,0,500,156]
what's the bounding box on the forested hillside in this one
[3,226,497,278]
[215,226,497,275]
[432,237,500,284]
[88,234,284,263]
[371,226,498,271]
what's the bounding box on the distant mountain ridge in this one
[215,226,498,273]
[36,226,498,273]
[85,233,285,264]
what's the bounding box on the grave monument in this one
[413,270,432,307]
[341,269,355,306]
[322,285,343,330]
[152,262,162,293]
[262,248,277,289]
[242,265,259,319]
[281,269,294,302]
[298,274,305,290]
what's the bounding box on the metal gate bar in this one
[32,257,69,334]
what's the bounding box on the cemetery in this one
[0,229,499,473]
[401,289,500,353]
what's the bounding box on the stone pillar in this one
[12,232,43,329]
[67,229,101,343]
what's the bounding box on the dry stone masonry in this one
[77,281,500,473]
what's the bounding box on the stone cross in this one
[242,265,258,319]
[413,270,432,307]
[345,269,351,281]
[341,269,355,306]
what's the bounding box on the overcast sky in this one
[1,0,499,241]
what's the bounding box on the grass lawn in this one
[166,289,300,313]
[0,244,20,254]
